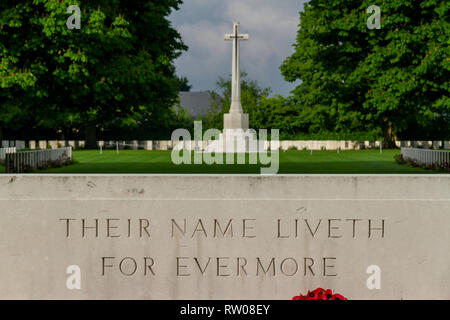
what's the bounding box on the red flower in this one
[309,288,325,300]
[333,293,347,300]
[292,295,307,300]
[307,290,319,300]
[292,288,347,301]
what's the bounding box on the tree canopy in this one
[0,0,187,145]
[281,0,450,144]
[176,75,192,92]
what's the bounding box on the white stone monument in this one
[223,21,249,132]
[1,175,450,299]
[204,21,263,154]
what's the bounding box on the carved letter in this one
[107,219,120,238]
[369,220,385,238]
[256,258,275,276]
[171,219,187,237]
[323,258,337,277]
[304,258,315,276]
[119,257,138,276]
[237,257,248,276]
[280,258,299,277]
[191,219,208,238]
[60,218,76,237]
[346,219,363,238]
[304,219,321,237]
[214,219,233,238]
[328,219,342,238]
[277,220,290,239]
[82,219,98,238]
[139,219,151,238]
[176,257,190,277]
[243,219,256,238]
[194,258,211,275]
[217,257,231,277]
[102,257,115,276]
[144,258,156,276]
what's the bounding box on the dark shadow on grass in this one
[35,160,436,174]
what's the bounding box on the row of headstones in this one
[280,140,450,150]
[2,140,84,150]
[2,140,450,151]
[397,140,450,149]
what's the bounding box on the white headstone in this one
[48,140,58,149]
[15,140,25,150]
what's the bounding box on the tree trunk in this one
[84,123,97,149]
[383,121,397,149]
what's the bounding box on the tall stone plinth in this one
[224,112,249,131]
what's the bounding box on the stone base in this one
[205,130,264,154]
[224,113,249,131]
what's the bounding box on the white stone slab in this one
[48,140,58,149]
[0,175,449,300]
[15,140,26,150]
[141,141,153,151]
[58,140,67,148]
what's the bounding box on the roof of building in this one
[177,91,222,119]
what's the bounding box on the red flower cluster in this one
[292,288,347,300]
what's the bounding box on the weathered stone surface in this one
[0,175,448,300]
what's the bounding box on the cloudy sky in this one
[170,0,308,96]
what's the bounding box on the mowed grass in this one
[0,149,437,174]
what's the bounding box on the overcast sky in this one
[170,0,308,96]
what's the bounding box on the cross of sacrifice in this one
[224,21,249,114]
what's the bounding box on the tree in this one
[203,72,271,130]
[255,95,306,138]
[281,0,450,145]
[176,76,192,92]
[0,0,187,147]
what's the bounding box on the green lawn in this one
[0,149,439,174]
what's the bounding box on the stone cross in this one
[224,21,249,130]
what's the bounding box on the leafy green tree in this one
[281,0,450,145]
[0,0,186,146]
[255,95,306,137]
[176,75,192,92]
[203,72,272,130]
